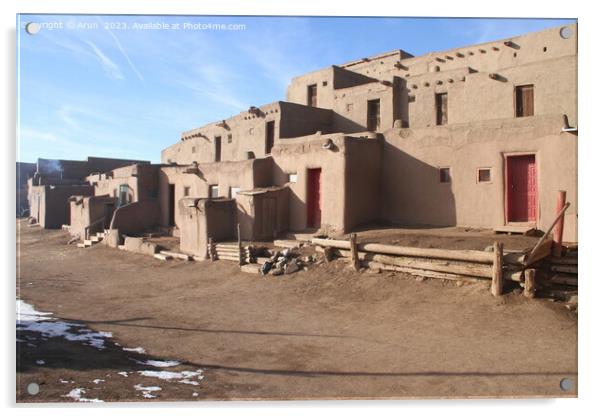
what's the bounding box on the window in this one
[515,85,534,117]
[477,168,492,183]
[435,93,448,125]
[209,185,219,199]
[307,84,317,107]
[288,173,298,183]
[227,134,232,143]
[439,167,451,183]
[346,103,353,112]
[367,99,381,131]
[183,186,190,196]
[214,136,222,162]
[265,121,275,154]
[229,187,240,198]
[191,146,196,153]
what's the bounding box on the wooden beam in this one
[311,238,494,264]
[491,241,504,296]
[552,190,567,257]
[524,202,570,266]
[362,261,485,283]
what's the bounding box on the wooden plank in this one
[491,241,504,297]
[362,261,485,283]
[311,238,495,264]
[550,265,578,274]
[370,254,491,278]
[548,274,578,286]
[548,256,578,265]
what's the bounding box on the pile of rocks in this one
[260,248,316,276]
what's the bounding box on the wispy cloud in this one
[84,40,124,80]
[19,127,60,143]
[98,17,144,82]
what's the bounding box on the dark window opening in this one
[367,99,381,131]
[227,134,232,143]
[214,136,222,162]
[183,186,190,196]
[307,84,317,107]
[515,84,534,117]
[435,93,448,125]
[478,168,491,183]
[439,167,451,183]
[265,120,275,154]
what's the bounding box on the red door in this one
[506,155,537,223]
[306,168,322,228]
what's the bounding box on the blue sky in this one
[16,15,575,163]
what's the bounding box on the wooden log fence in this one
[313,237,506,296]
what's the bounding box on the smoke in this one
[39,159,63,177]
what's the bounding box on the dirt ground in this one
[16,220,577,402]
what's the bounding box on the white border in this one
[2,1,600,415]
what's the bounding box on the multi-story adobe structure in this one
[65,24,577,259]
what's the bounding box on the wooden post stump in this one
[349,233,360,271]
[524,269,536,298]
[491,241,504,296]
[208,237,216,261]
[237,223,244,266]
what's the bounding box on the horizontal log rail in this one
[312,238,495,264]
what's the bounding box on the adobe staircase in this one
[76,230,108,248]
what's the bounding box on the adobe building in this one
[16,161,36,217]
[67,24,578,257]
[27,156,148,229]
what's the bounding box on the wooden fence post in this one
[349,233,360,271]
[552,190,567,257]
[208,237,215,261]
[524,269,536,298]
[491,241,504,296]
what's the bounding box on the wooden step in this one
[154,253,173,261]
[550,265,578,275]
[90,236,103,242]
[83,240,93,247]
[76,242,86,248]
[494,225,537,235]
[274,239,302,249]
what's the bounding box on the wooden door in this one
[260,197,276,239]
[306,168,322,228]
[507,155,537,223]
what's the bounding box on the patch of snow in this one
[117,372,129,377]
[63,388,103,403]
[134,384,161,399]
[192,392,199,397]
[16,300,112,350]
[178,379,199,386]
[123,347,146,354]
[36,360,45,365]
[92,379,105,384]
[138,369,204,384]
[59,379,71,384]
[134,359,181,368]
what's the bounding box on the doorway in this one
[306,168,322,228]
[506,154,537,223]
[168,184,175,226]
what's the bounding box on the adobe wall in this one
[159,158,272,229]
[236,187,289,241]
[30,184,95,229]
[271,133,348,234]
[179,198,236,257]
[87,164,160,202]
[69,195,117,238]
[110,199,161,235]
[381,114,578,242]
[343,136,382,231]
